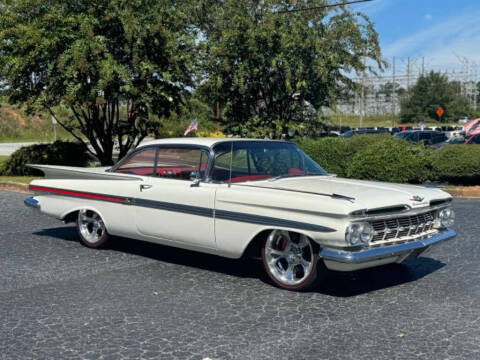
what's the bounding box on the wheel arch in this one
[241,228,320,259]
[61,206,110,229]
[62,210,79,224]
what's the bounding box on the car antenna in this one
[228,141,233,188]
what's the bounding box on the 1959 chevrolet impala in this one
[25,138,456,290]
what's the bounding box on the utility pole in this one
[473,61,478,110]
[391,56,396,127]
[421,56,425,76]
[407,57,411,90]
[360,56,366,128]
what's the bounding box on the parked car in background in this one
[342,128,389,138]
[315,132,339,138]
[423,126,442,132]
[396,125,412,132]
[446,135,466,144]
[24,138,456,291]
[458,117,469,124]
[394,130,448,146]
[430,135,466,149]
[466,134,480,144]
[441,126,464,139]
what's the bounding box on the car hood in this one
[241,176,451,212]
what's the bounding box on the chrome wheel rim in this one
[78,209,106,244]
[264,230,314,286]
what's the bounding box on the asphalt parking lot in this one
[1,190,479,360]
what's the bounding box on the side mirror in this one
[190,171,201,187]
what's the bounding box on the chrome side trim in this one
[320,229,456,264]
[215,210,336,233]
[133,198,214,218]
[24,197,40,209]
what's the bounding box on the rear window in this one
[115,148,156,176]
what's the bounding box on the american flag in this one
[183,118,198,136]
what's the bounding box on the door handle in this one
[140,184,152,192]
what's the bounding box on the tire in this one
[76,209,111,248]
[261,230,326,291]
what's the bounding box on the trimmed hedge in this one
[1,141,89,176]
[345,137,431,183]
[296,137,350,177]
[431,145,480,185]
[298,135,480,185]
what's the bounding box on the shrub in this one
[297,134,402,177]
[296,137,350,176]
[345,137,432,183]
[345,134,391,153]
[431,145,480,185]
[1,141,89,176]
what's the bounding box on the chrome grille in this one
[369,210,436,245]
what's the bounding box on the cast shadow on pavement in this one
[315,258,445,297]
[34,226,446,297]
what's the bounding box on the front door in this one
[133,146,217,249]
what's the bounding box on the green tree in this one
[194,0,383,138]
[0,0,196,165]
[400,71,472,124]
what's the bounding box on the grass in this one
[0,103,74,143]
[0,176,38,184]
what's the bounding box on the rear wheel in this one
[262,230,326,291]
[76,209,111,248]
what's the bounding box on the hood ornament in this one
[411,195,425,202]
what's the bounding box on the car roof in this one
[137,137,287,149]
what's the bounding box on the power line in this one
[275,0,375,14]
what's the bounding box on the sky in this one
[354,0,480,74]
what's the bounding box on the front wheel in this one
[262,230,326,291]
[76,209,111,248]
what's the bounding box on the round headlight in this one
[345,222,374,246]
[437,207,455,228]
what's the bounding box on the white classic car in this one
[25,138,456,291]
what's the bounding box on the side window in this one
[156,147,208,180]
[211,142,233,182]
[211,143,258,182]
[115,148,156,176]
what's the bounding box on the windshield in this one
[211,141,327,183]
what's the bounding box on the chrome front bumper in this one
[24,197,40,210]
[320,229,456,271]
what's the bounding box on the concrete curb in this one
[0,182,30,193]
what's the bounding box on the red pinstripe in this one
[29,185,126,203]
